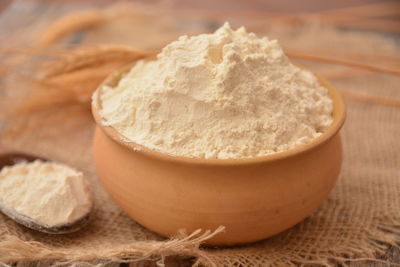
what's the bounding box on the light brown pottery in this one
[91,64,346,246]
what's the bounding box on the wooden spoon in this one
[0,146,92,234]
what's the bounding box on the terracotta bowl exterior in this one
[91,65,346,246]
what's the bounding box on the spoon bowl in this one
[0,148,92,234]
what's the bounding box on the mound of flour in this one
[99,23,333,159]
[0,160,92,226]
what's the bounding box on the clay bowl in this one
[91,65,346,246]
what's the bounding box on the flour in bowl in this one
[99,23,333,159]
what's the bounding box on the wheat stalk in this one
[286,51,400,76]
[342,91,400,108]
[35,10,107,48]
[41,45,154,78]
[321,0,400,18]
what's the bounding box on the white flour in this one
[100,23,333,159]
[0,160,92,227]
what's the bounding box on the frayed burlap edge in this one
[1,219,399,266]
[0,226,225,266]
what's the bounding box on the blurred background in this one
[1,0,399,108]
[1,0,399,47]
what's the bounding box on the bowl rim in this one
[92,63,346,166]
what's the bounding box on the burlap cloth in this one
[0,2,399,266]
